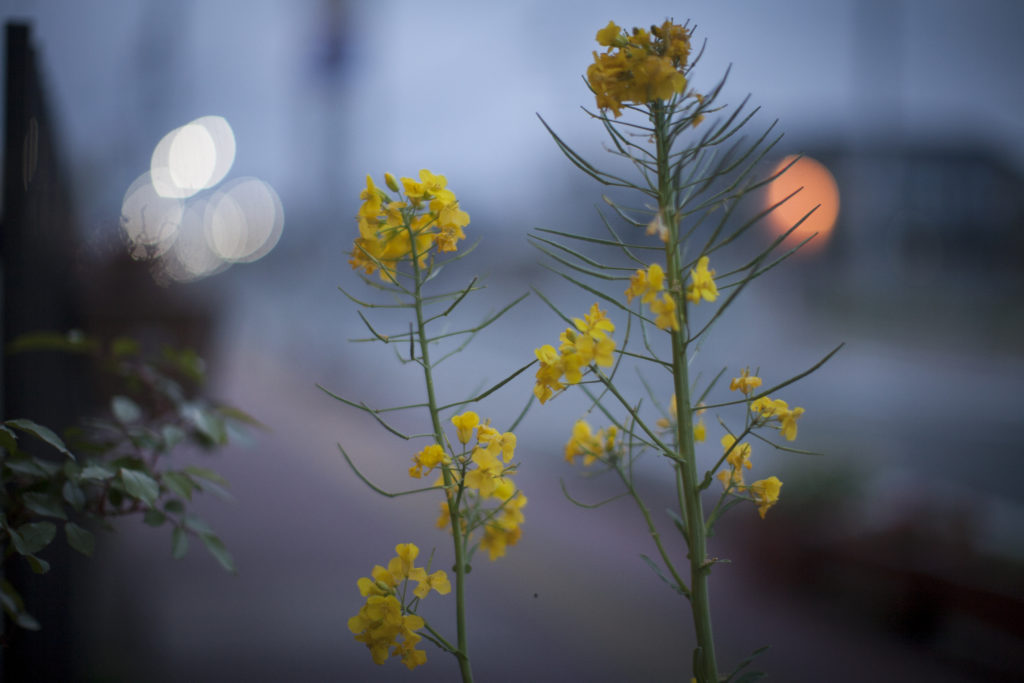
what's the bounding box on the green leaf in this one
[5,419,73,458]
[13,610,39,630]
[25,554,50,574]
[162,471,195,500]
[110,336,140,358]
[143,509,166,527]
[32,456,61,476]
[182,405,227,445]
[4,456,47,477]
[161,424,185,450]
[0,425,18,452]
[110,455,144,470]
[111,395,142,424]
[162,346,205,382]
[200,534,236,574]
[724,645,771,683]
[22,492,67,520]
[705,498,748,537]
[154,376,185,405]
[183,466,229,487]
[639,553,687,596]
[62,480,86,511]
[11,521,57,555]
[192,477,233,501]
[666,507,687,538]
[6,330,96,355]
[0,579,40,630]
[171,526,188,559]
[215,405,267,430]
[79,463,116,481]
[183,467,232,501]
[183,515,213,535]
[163,499,185,514]
[64,522,95,557]
[127,428,160,452]
[119,468,159,507]
[0,583,18,615]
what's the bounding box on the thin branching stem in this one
[406,222,475,683]
[653,99,720,683]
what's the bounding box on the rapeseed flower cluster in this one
[716,429,784,519]
[478,491,527,561]
[750,396,805,441]
[587,20,693,117]
[434,411,527,561]
[716,434,753,491]
[349,170,469,282]
[349,543,451,670]
[564,419,618,466]
[533,304,616,403]
[626,263,680,331]
[712,370,805,518]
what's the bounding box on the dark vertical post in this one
[2,21,84,681]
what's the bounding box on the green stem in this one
[654,102,719,683]
[409,228,474,683]
[615,460,690,598]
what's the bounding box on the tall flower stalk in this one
[326,171,528,680]
[533,20,841,681]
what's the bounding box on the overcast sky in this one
[2,0,1022,234]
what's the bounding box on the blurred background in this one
[1,0,1022,681]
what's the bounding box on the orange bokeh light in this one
[764,155,840,253]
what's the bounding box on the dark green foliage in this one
[0,332,255,630]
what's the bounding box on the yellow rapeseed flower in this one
[576,302,615,340]
[717,434,752,492]
[729,367,762,395]
[596,20,622,46]
[533,348,565,403]
[409,567,451,599]
[685,256,718,304]
[716,466,746,492]
[436,501,451,529]
[650,292,680,331]
[409,443,449,479]
[776,403,805,441]
[564,419,617,465]
[625,263,665,304]
[750,396,805,441]
[721,434,752,471]
[464,447,505,498]
[389,543,419,579]
[480,523,522,561]
[750,396,779,417]
[451,411,480,445]
[750,476,783,518]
